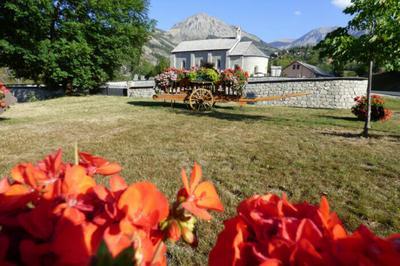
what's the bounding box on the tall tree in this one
[0,0,153,95]
[317,0,400,137]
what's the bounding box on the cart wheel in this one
[189,88,214,111]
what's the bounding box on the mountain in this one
[288,27,338,48]
[268,27,367,50]
[143,13,277,64]
[268,39,295,49]
[142,29,176,64]
[269,27,338,49]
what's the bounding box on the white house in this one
[170,28,269,76]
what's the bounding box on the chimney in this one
[236,27,241,40]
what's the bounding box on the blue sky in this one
[148,0,352,42]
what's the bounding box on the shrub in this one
[352,95,393,122]
[209,193,400,265]
[0,150,223,265]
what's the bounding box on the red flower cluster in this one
[0,150,223,265]
[209,194,400,266]
[220,66,249,94]
[0,81,11,110]
[352,95,393,122]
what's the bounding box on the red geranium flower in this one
[79,151,122,176]
[178,162,224,221]
[209,194,400,266]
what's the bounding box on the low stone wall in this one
[127,80,155,98]
[124,77,368,109]
[8,85,64,102]
[245,77,367,109]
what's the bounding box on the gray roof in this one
[298,61,333,77]
[229,42,268,57]
[172,38,238,53]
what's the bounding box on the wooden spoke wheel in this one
[189,88,214,111]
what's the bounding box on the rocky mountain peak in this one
[168,13,237,42]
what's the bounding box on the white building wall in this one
[171,51,228,70]
[242,57,269,75]
[229,56,242,69]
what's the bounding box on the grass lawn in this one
[1,96,399,265]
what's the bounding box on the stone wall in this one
[8,85,64,102]
[127,80,155,98]
[124,77,368,109]
[245,77,367,109]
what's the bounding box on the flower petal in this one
[194,181,224,212]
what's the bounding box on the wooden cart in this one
[153,80,309,111]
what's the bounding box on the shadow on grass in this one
[128,100,238,110]
[128,100,267,122]
[174,109,271,122]
[0,117,10,121]
[128,101,189,110]
[318,115,360,122]
[321,131,400,141]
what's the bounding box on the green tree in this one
[0,0,153,95]
[153,56,170,76]
[317,0,400,137]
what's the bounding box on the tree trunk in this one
[362,60,373,138]
[65,79,73,96]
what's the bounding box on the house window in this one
[292,64,296,70]
[297,64,300,70]
[217,59,222,69]
[181,60,186,69]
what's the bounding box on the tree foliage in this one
[317,0,400,71]
[0,0,153,94]
[133,56,170,79]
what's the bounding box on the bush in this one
[351,95,393,121]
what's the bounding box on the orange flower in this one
[118,182,169,228]
[103,182,170,261]
[179,163,223,221]
[79,151,122,176]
